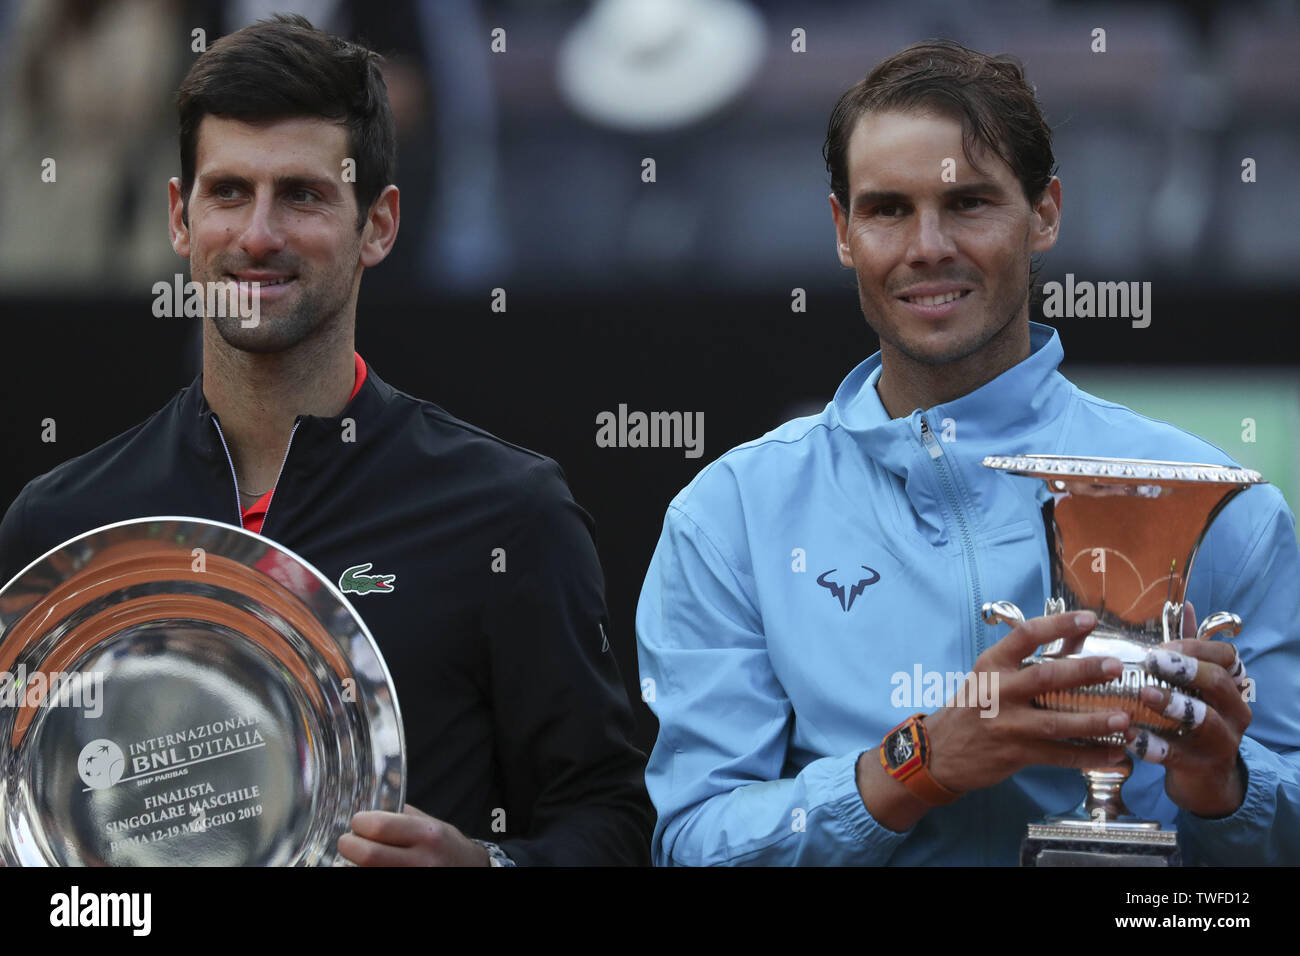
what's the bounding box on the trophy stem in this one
[1049,756,1161,830]
[1082,758,1144,825]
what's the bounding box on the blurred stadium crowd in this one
[1,0,1296,298]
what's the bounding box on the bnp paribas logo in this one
[78,739,126,790]
[339,563,396,596]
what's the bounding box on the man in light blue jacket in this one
[636,39,1300,866]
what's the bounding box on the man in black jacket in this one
[0,15,652,866]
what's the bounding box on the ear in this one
[830,193,853,268]
[1029,177,1062,254]
[167,177,191,259]
[359,184,400,268]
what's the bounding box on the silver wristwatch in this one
[472,839,516,867]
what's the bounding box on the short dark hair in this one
[824,39,1056,213]
[176,13,396,229]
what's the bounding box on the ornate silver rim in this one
[981,454,1265,484]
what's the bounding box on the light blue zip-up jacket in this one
[636,323,1300,866]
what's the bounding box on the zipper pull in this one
[920,418,944,459]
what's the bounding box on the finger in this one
[350,810,431,845]
[402,803,432,819]
[1013,653,1123,700]
[338,832,424,867]
[1125,728,1170,764]
[1019,708,1132,741]
[1181,601,1196,640]
[1146,646,1252,730]
[1164,638,1249,691]
[1146,680,1250,739]
[1226,651,1248,690]
[1136,685,1207,731]
[992,611,1098,667]
[1160,638,1238,676]
[1144,647,1205,690]
[1151,708,1238,768]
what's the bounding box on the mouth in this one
[227,274,296,287]
[895,288,973,317]
[897,289,972,306]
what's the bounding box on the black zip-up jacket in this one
[0,363,654,865]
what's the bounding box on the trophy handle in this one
[981,601,1025,628]
[1196,611,1242,641]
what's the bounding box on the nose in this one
[237,190,286,261]
[905,205,957,267]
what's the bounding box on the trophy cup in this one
[979,456,1264,866]
[0,517,405,865]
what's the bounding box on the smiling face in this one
[831,109,1061,376]
[169,115,368,353]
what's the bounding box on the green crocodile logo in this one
[339,563,396,595]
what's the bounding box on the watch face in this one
[887,730,914,767]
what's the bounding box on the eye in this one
[875,203,905,218]
[956,196,987,210]
[288,188,318,203]
[212,183,241,200]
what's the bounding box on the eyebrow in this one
[198,172,340,194]
[851,181,1010,211]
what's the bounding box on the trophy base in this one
[1021,823,1181,867]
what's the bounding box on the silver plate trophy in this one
[980,456,1264,867]
[0,517,405,866]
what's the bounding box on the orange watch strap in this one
[899,762,962,806]
[882,714,962,806]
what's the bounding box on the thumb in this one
[1181,600,1197,640]
[402,803,432,819]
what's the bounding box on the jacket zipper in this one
[259,419,302,533]
[919,417,986,659]
[920,414,989,865]
[210,416,302,533]
[210,417,243,525]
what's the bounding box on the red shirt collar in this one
[348,350,368,403]
[242,352,367,532]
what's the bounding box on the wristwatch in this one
[879,714,962,806]
[472,838,517,867]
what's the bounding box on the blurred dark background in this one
[2,0,1298,756]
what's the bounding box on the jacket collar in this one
[180,356,397,465]
[831,322,1072,477]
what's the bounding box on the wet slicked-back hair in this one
[176,13,396,229]
[824,39,1056,213]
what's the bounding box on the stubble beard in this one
[860,264,1033,369]
[198,251,358,356]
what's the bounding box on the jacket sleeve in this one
[636,502,911,866]
[1178,490,1300,864]
[0,485,33,589]
[480,459,654,865]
